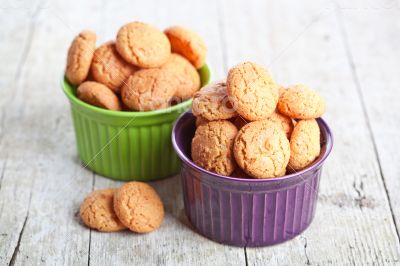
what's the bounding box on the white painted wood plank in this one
[87,0,245,265]
[338,0,400,237]
[219,0,400,265]
[0,0,105,264]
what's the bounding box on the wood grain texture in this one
[0,0,399,265]
[219,0,400,264]
[337,0,400,238]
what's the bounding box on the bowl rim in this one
[61,64,210,118]
[172,111,333,183]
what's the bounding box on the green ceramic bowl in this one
[62,64,210,181]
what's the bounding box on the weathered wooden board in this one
[0,0,399,265]
[219,0,400,265]
[338,0,400,238]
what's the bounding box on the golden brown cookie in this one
[161,53,200,101]
[195,116,209,127]
[66,30,97,85]
[288,119,321,171]
[191,121,238,176]
[116,22,171,68]
[121,68,176,111]
[268,111,294,139]
[277,84,326,119]
[91,41,137,93]
[79,188,126,232]
[227,62,279,121]
[113,182,164,233]
[164,26,207,69]
[234,120,290,179]
[77,81,122,111]
[192,80,237,121]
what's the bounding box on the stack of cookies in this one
[65,21,207,111]
[79,182,164,233]
[191,62,326,179]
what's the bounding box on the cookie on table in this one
[77,81,122,111]
[234,120,290,179]
[79,188,126,232]
[164,26,207,69]
[116,22,171,68]
[227,62,279,121]
[288,119,321,171]
[91,41,137,93]
[121,68,176,111]
[113,182,164,233]
[192,80,237,121]
[191,121,238,176]
[66,30,97,85]
[277,84,325,119]
[161,53,200,101]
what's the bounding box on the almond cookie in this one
[116,22,171,68]
[91,42,137,93]
[164,26,207,69]
[77,81,122,111]
[234,120,290,179]
[288,119,321,171]
[161,53,200,101]
[191,121,238,176]
[79,188,126,232]
[277,84,326,119]
[268,111,294,139]
[192,80,237,121]
[227,62,279,121]
[195,116,209,127]
[113,182,164,233]
[66,30,97,85]
[121,68,176,111]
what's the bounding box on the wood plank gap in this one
[9,215,28,266]
[335,5,400,243]
[0,159,7,193]
[8,184,34,266]
[87,173,96,266]
[244,246,249,266]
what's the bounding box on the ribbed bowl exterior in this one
[70,107,182,181]
[172,111,333,247]
[181,163,321,247]
[63,65,210,181]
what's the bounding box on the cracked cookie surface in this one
[79,188,126,232]
[234,120,290,179]
[77,81,121,111]
[113,182,164,233]
[277,84,325,119]
[191,120,238,176]
[91,41,137,93]
[121,68,176,111]
[161,53,200,101]
[227,62,279,121]
[192,80,237,121]
[288,119,321,171]
[66,30,96,85]
[116,22,171,68]
[164,26,207,69]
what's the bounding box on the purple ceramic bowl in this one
[172,111,333,247]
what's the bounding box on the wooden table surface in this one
[1,0,400,265]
